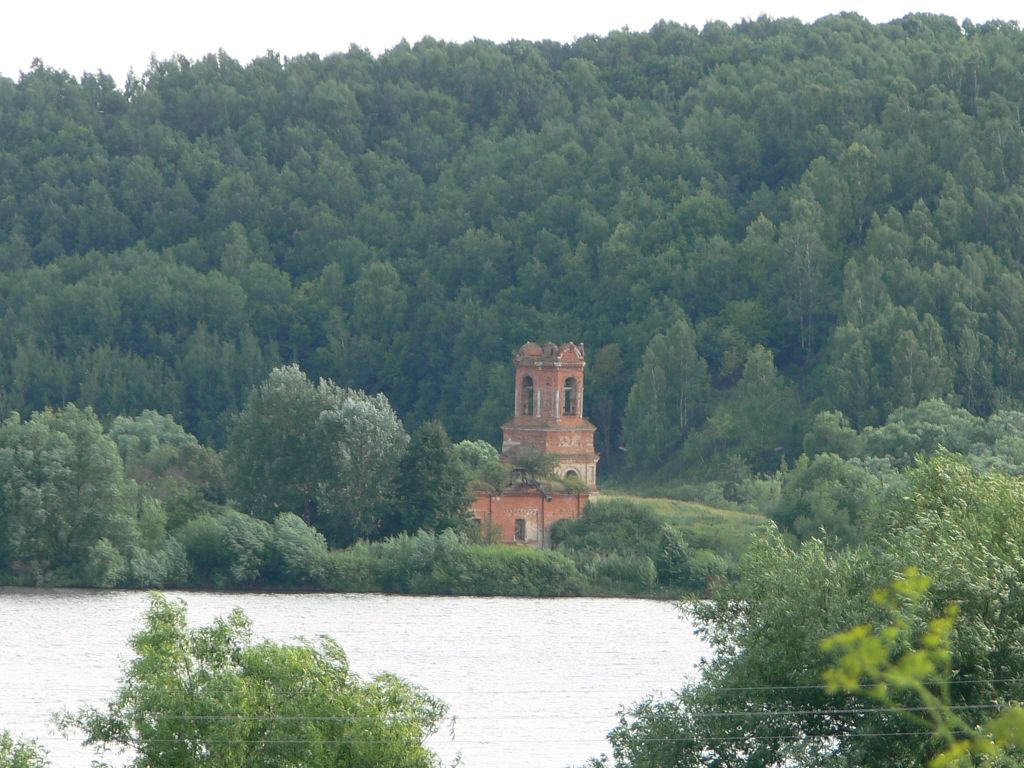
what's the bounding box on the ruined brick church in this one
[470,341,599,547]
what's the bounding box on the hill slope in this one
[0,16,1020,482]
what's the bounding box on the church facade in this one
[470,342,599,548]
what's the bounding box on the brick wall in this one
[471,488,587,548]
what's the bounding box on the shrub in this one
[323,531,586,596]
[0,731,48,768]
[82,538,128,588]
[268,513,331,585]
[584,552,658,592]
[176,509,273,586]
[126,539,189,587]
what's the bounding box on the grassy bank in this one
[593,495,770,561]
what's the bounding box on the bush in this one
[176,509,273,586]
[655,525,692,587]
[82,538,128,588]
[550,500,665,560]
[582,552,658,592]
[323,530,587,596]
[326,544,377,592]
[553,499,721,592]
[770,453,888,545]
[685,548,728,590]
[268,513,331,585]
[0,731,48,768]
[126,539,189,587]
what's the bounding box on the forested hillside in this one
[2,13,1024,480]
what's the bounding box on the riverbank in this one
[2,495,768,598]
[0,530,697,599]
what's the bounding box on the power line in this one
[13,728,957,747]
[6,676,1024,696]
[47,702,1000,722]
[665,676,1024,693]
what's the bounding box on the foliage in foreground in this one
[62,594,445,768]
[597,455,1024,767]
[0,733,47,768]
[822,569,1024,767]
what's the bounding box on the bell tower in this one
[500,342,599,489]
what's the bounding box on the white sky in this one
[1,0,1022,85]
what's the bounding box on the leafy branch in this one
[821,568,1024,767]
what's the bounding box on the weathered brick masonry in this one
[470,488,586,547]
[471,342,600,547]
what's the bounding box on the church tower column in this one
[499,342,600,490]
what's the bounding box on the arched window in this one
[564,469,580,479]
[563,377,577,415]
[521,376,534,415]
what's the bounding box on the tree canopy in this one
[225,364,407,546]
[600,455,1024,767]
[63,594,446,768]
[4,17,1024,479]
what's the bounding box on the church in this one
[470,341,600,547]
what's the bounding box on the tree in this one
[314,391,409,545]
[771,453,889,545]
[0,732,47,768]
[389,421,472,536]
[503,446,558,482]
[698,345,800,472]
[453,439,509,492]
[601,456,1024,768]
[822,568,1024,768]
[0,405,137,583]
[225,365,408,546]
[108,410,225,520]
[64,594,446,768]
[586,343,627,468]
[624,318,712,470]
[776,189,836,356]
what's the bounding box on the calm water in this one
[0,589,708,767]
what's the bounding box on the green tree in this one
[600,456,1024,767]
[698,345,801,472]
[587,343,627,469]
[64,594,446,768]
[390,421,472,535]
[0,405,137,583]
[0,732,48,768]
[624,318,712,470]
[108,410,225,521]
[776,189,836,356]
[225,365,407,545]
[771,453,890,545]
[313,390,409,545]
[453,439,509,492]
[225,364,330,521]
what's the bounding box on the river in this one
[0,588,707,767]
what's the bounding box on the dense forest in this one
[5,13,1024,483]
